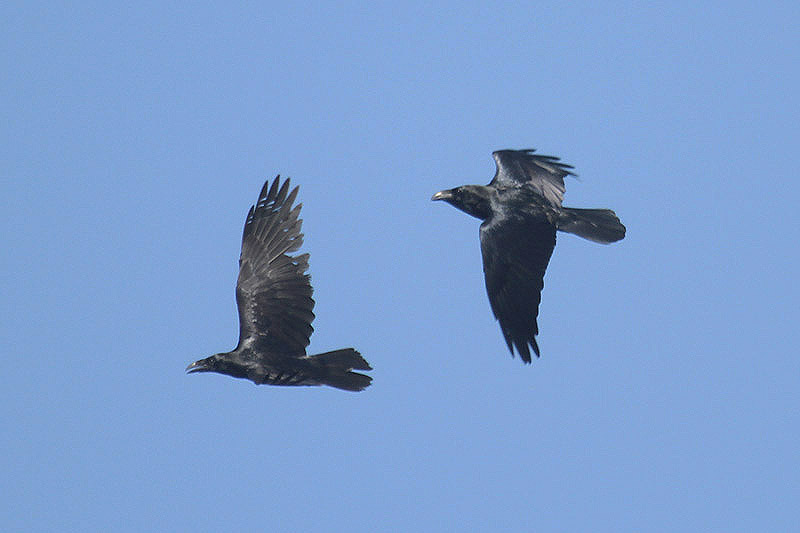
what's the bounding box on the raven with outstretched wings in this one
[187,176,372,391]
[432,149,625,363]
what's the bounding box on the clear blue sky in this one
[2,2,798,531]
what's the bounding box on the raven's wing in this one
[235,176,315,355]
[479,212,556,363]
[490,149,575,207]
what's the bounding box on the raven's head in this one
[185,355,221,374]
[432,185,492,220]
[186,353,251,380]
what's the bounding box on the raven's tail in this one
[557,207,626,244]
[313,348,373,391]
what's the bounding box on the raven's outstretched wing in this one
[235,176,315,355]
[490,149,575,207]
[479,212,556,363]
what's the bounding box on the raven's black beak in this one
[186,360,207,374]
[431,190,452,201]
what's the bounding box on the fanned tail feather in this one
[313,348,373,391]
[557,207,626,244]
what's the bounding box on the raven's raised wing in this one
[479,212,556,363]
[490,149,575,207]
[235,176,315,355]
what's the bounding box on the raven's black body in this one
[186,176,372,391]
[432,149,625,363]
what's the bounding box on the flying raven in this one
[432,149,625,363]
[186,176,372,391]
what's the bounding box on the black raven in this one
[432,149,625,363]
[186,176,372,391]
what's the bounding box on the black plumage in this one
[186,176,372,391]
[432,149,625,363]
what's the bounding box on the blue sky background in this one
[3,2,798,531]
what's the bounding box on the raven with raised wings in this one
[432,149,625,363]
[186,176,372,391]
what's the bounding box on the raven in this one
[186,176,372,391]
[432,149,625,363]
